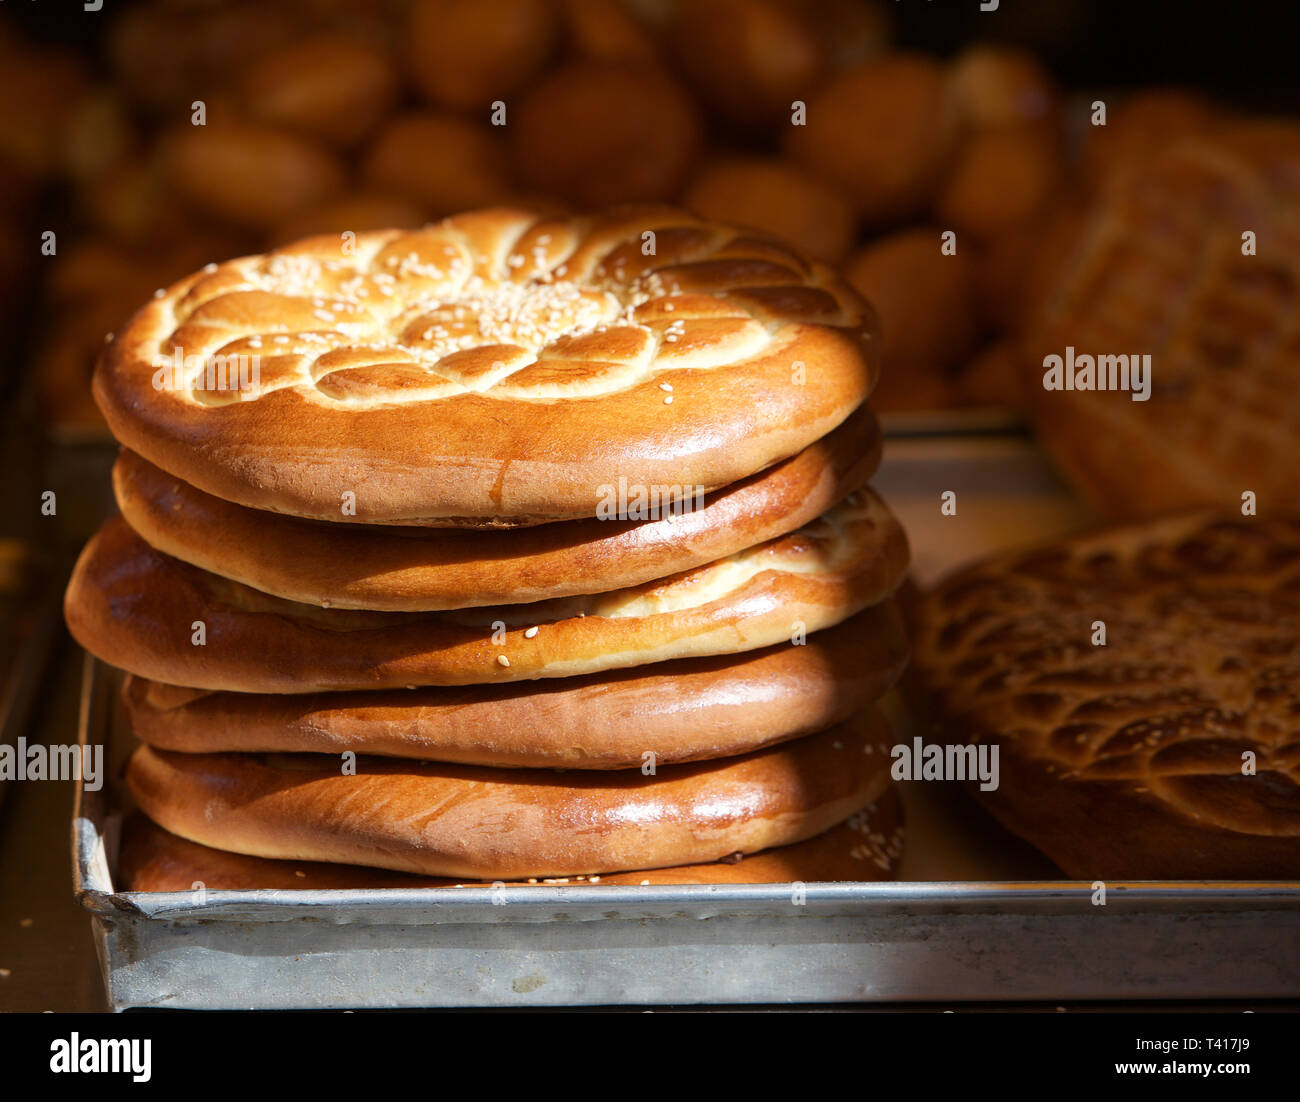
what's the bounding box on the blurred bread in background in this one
[270,193,429,246]
[1018,118,1300,518]
[671,0,826,133]
[785,54,958,226]
[161,122,346,231]
[512,61,703,204]
[364,112,513,215]
[844,228,980,411]
[1082,89,1226,192]
[107,3,299,115]
[946,44,1060,134]
[935,128,1062,244]
[559,0,663,61]
[682,156,857,263]
[238,32,400,148]
[408,0,558,109]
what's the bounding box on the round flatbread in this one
[94,206,877,525]
[118,790,905,890]
[122,599,908,768]
[111,403,881,611]
[125,709,895,879]
[66,489,909,692]
[909,511,1300,879]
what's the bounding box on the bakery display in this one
[13,0,1300,1019]
[909,513,1300,879]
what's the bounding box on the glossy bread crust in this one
[125,709,895,879]
[111,403,882,611]
[118,788,905,890]
[66,489,909,692]
[93,206,878,524]
[122,599,908,768]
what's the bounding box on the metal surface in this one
[71,655,1300,1010]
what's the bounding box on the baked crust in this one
[93,205,878,524]
[66,490,909,692]
[111,403,881,611]
[122,599,908,768]
[118,788,904,890]
[909,512,1300,878]
[124,709,895,879]
[1019,122,1300,519]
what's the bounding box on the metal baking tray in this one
[69,437,1300,1009]
[72,652,1300,1010]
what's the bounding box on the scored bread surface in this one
[94,205,878,524]
[910,512,1300,878]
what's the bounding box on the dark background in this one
[8,1,1300,99]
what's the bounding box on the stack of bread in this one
[64,206,912,890]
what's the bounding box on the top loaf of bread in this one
[94,205,878,525]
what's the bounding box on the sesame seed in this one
[524,626,538,638]
[496,655,510,667]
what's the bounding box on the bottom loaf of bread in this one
[118,785,905,891]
